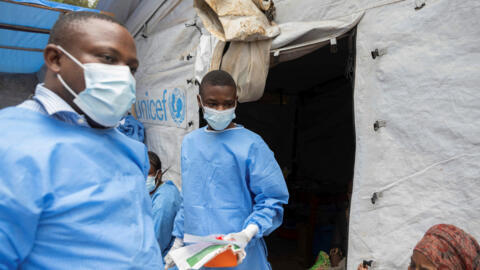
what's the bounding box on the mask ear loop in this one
[55,45,86,99]
[198,95,206,112]
[56,45,85,69]
[56,74,78,98]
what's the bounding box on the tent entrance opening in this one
[236,33,356,269]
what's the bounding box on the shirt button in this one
[77,118,85,124]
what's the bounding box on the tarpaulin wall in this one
[348,0,480,268]
[129,0,201,188]
[0,0,98,73]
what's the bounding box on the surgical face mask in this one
[55,45,136,127]
[199,97,236,131]
[146,176,156,193]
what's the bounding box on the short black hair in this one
[48,11,124,48]
[199,70,237,96]
[148,151,161,172]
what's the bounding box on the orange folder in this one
[204,249,238,268]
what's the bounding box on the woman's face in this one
[408,251,436,270]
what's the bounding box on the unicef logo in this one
[168,88,186,125]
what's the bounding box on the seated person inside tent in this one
[147,151,182,258]
[164,70,290,270]
[358,224,480,270]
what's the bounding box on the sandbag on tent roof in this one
[0,0,99,74]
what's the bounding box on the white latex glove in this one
[224,224,259,248]
[164,238,184,270]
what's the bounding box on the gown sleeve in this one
[172,140,188,240]
[243,138,289,238]
[0,152,44,268]
[172,201,185,239]
[152,182,182,255]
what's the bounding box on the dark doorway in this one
[236,32,356,269]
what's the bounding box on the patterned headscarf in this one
[414,224,480,270]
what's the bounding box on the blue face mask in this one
[55,45,136,128]
[199,97,236,131]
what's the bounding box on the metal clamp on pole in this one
[371,193,378,204]
[141,22,148,38]
[415,0,426,10]
[363,260,374,268]
[371,48,387,59]
[186,78,198,85]
[185,19,202,33]
[330,38,338,53]
[373,120,386,131]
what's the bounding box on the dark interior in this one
[235,33,356,269]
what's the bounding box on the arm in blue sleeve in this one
[172,201,185,239]
[0,154,44,268]
[172,142,188,240]
[151,182,182,255]
[243,139,289,238]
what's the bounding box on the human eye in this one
[101,54,116,63]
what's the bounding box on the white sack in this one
[193,0,279,41]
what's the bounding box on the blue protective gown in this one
[0,107,163,269]
[173,125,289,270]
[151,180,182,256]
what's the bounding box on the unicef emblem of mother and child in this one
[168,88,186,126]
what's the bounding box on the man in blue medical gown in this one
[164,70,289,269]
[0,12,163,269]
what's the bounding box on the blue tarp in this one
[0,1,99,74]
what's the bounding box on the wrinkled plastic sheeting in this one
[348,0,480,269]
[193,0,279,41]
[271,0,410,51]
[209,39,271,103]
[194,35,219,84]
[271,12,364,50]
[132,0,201,189]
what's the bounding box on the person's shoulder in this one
[0,107,51,139]
[182,127,206,143]
[236,126,266,144]
[151,181,181,204]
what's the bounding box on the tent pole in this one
[0,45,43,52]
[0,23,49,34]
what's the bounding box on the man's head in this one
[198,70,237,110]
[197,70,238,130]
[43,11,138,127]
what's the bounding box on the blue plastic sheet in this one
[0,0,98,74]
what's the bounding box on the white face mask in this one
[146,170,160,193]
[146,176,156,193]
[199,96,236,131]
[55,45,136,127]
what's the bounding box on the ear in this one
[197,94,202,109]
[43,44,62,73]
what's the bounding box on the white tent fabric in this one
[349,0,480,268]
[95,0,141,24]
[128,0,201,189]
